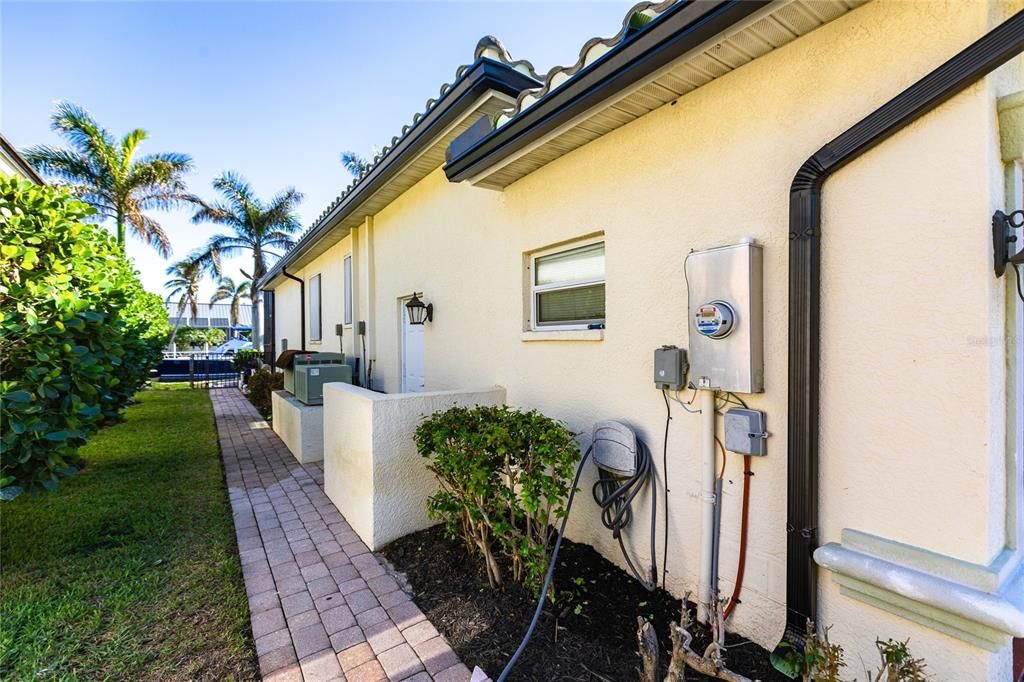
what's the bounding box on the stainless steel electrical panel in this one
[685,240,763,393]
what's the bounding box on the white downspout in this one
[698,388,716,623]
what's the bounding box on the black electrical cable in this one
[661,388,671,587]
[496,446,592,682]
[592,438,657,591]
[497,431,660,681]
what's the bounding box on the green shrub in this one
[233,348,261,372]
[414,405,579,591]
[0,176,167,498]
[116,290,170,398]
[769,620,927,682]
[176,326,224,348]
[246,368,282,417]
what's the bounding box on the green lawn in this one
[0,385,258,681]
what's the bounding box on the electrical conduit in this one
[697,389,717,624]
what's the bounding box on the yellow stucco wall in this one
[272,235,355,358]
[270,1,1023,676]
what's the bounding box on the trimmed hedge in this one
[0,176,169,498]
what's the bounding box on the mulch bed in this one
[380,525,788,681]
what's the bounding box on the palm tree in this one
[23,102,197,257]
[210,276,251,328]
[192,172,303,350]
[164,258,203,346]
[340,151,369,176]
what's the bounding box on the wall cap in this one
[814,530,1024,650]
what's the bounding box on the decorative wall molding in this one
[815,529,1024,651]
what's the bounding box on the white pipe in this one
[697,389,716,624]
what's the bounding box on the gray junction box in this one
[654,346,688,391]
[684,241,764,393]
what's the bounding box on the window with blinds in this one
[530,240,605,329]
[343,255,353,325]
[309,274,322,342]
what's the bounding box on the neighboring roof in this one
[258,44,540,290]
[0,133,45,184]
[445,0,866,189]
[164,300,253,326]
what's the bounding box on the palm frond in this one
[49,102,118,174]
[341,151,369,176]
[211,171,258,216]
[21,146,102,185]
[24,102,195,257]
[120,129,149,164]
[123,206,172,258]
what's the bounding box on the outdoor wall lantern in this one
[992,209,1024,303]
[405,292,433,325]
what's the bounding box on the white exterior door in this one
[400,301,425,393]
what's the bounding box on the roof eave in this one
[443,0,771,183]
[259,58,540,291]
[1,133,46,185]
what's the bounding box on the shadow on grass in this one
[0,386,259,681]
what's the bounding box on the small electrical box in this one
[654,346,688,391]
[335,323,344,337]
[724,408,769,456]
[685,240,763,393]
[357,321,366,336]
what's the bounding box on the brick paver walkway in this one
[212,389,473,682]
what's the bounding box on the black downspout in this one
[783,10,1024,648]
[282,267,306,350]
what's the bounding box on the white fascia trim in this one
[815,537,1024,649]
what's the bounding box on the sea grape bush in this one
[0,176,169,498]
[414,405,580,592]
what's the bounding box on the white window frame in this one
[343,254,353,326]
[528,237,605,331]
[309,273,322,342]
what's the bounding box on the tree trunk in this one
[252,296,261,354]
[116,211,126,248]
[252,255,263,355]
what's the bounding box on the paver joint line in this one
[210,389,465,681]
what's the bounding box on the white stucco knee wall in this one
[271,390,324,463]
[322,383,507,550]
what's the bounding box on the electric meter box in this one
[684,241,764,393]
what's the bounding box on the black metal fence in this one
[157,353,240,389]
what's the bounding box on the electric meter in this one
[694,301,735,339]
[684,240,764,393]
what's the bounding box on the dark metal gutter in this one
[258,59,539,291]
[783,9,1024,647]
[444,0,770,183]
[281,268,306,350]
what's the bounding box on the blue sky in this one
[2,1,632,299]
